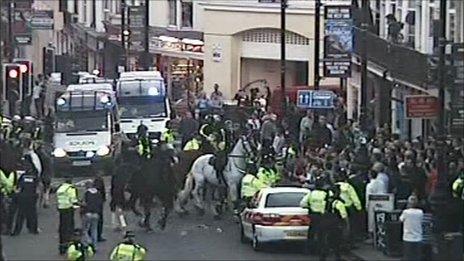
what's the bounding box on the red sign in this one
[405,95,439,119]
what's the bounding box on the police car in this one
[239,187,310,251]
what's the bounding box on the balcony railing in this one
[353,27,429,88]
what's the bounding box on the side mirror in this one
[114,124,120,133]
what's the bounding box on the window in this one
[169,0,177,26]
[265,192,307,208]
[181,0,192,28]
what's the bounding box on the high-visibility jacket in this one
[337,182,362,211]
[452,176,463,199]
[241,174,267,199]
[257,167,281,187]
[0,169,17,195]
[183,138,201,151]
[299,190,332,214]
[110,242,146,261]
[137,138,151,159]
[160,129,175,144]
[57,183,79,209]
[331,199,348,219]
[67,242,94,261]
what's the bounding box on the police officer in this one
[0,167,18,235]
[12,155,39,236]
[334,168,362,248]
[66,228,95,261]
[8,115,23,141]
[201,115,227,182]
[299,176,332,254]
[183,134,202,151]
[57,177,80,255]
[136,123,152,159]
[240,164,266,205]
[452,171,464,200]
[320,185,348,261]
[256,155,281,187]
[110,231,147,261]
[160,120,175,145]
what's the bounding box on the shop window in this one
[181,0,192,28]
[169,0,177,26]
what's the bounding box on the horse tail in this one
[177,172,195,205]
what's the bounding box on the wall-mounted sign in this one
[323,5,352,78]
[14,34,32,45]
[30,10,54,30]
[404,95,439,119]
[212,45,222,62]
[127,5,146,52]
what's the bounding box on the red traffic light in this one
[19,64,28,73]
[9,69,19,78]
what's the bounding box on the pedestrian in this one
[310,116,332,149]
[365,169,387,235]
[399,195,424,261]
[110,231,147,261]
[57,177,79,255]
[12,155,39,236]
[209,83,224,108]
[371,162,389,193]
[92,176,106,242]
[81,180,103,249]
[299,110,313,145]
[32,80,43,119]
[66,228,95,261]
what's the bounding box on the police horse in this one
[175,136,256,217]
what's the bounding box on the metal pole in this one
[7,0,14,62]
[280,0,287,113]
[314,0,321,91]
[430,0,452,240]
[121,0,127,70]
[360,0,369,132]
[144,0,150,70]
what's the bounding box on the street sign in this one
[297,90,335,109]
[30,10,54,30]
[14,34,32,45]
[404,95,439,119]
[127,5,146,52]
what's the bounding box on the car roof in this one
[259,187,310,195]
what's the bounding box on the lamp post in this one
[359,0,369,133]
[314,0,321,91]
[280,0,287,114]
[121,0,127,70]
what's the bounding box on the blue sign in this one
[297,90,335,109]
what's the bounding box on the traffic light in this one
[43,46,55,76]
[13,59,33,100]
[2,63,22,101]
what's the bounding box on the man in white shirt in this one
[399,195,423,261]
[365,171,387,233]
[372,162,389,192]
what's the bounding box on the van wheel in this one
[252,227,261,251]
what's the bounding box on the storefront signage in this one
[212,45,222,62]
[323,5,352,78]
[404,95,439,119]
[30,10,54,29]
[149,36,204,59]
[14,34,32,45]
[297,90,335,109]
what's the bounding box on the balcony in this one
[353,27,429,89]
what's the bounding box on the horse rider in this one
[200,114,228,182]
[136,123,152,159]
[256,154,281,187]
[66,228,95,261]
[160,120,176,146]
[183,134,202,151]
[110,230,147,261]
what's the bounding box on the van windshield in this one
[118,97,167,118]
[55,111,108,133]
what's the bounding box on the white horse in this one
[175,136,255,216]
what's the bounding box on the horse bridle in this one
[228,136,254,159]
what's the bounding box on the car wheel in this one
[240,222,247,244]
[252,227,261,251]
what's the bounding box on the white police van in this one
[52,83,122,176]
[116,71,171,140]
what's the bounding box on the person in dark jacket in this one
[310,116,332,149]
[36,142,53,208]
[82,181,103,248]
[179,111,200,147]
[92,176,106,242]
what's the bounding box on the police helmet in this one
[124,230,135,238]
[213,114,221,122]
[12,115,21,123]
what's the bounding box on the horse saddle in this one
[208,155,217,166]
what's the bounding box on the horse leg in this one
[140,199,153,232]
[192,175,205,216]
[157,206,170,230]
[175,174,195,215]
[228,182,241,215]
[129,192,142,217]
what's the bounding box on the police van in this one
[116,71,171,140]
[52,83,122,176]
